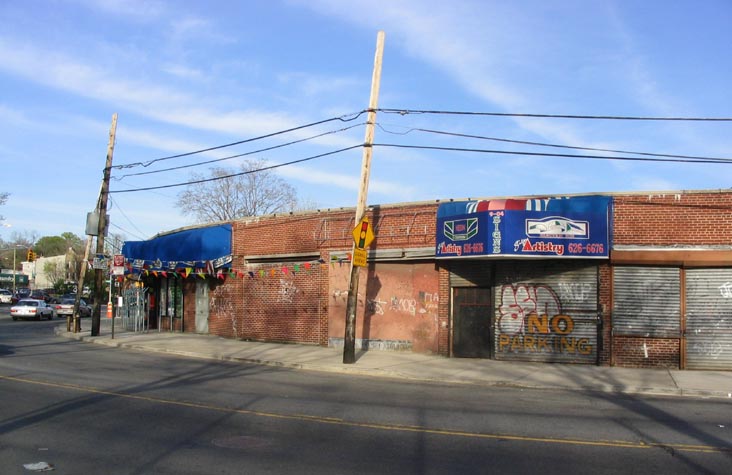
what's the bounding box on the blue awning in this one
[122,224,232,271]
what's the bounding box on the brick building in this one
[122,189,732,370]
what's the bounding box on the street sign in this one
[112,254,125,275]
[352,217,375,249]
[352,248,368,267]
[92,256,109,270]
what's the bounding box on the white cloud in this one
[71,0,166,20]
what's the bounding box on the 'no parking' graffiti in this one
[497,284,593,356]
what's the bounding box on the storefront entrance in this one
[452,287,492,358]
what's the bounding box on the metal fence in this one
[121,287,148,332]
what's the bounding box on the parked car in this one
[16,288,31,299]
[54,298,92,318]
[0,289,12,304]
[29,290,52,302]
[10,299,55,321]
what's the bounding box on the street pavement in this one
[55,318,732,400]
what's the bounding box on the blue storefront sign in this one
[436,196,612,259]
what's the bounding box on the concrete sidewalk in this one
[55,319,732,400]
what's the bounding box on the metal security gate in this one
[613,266,681,338]
[122,287,148,332]
[685,268,732,370]
[493,261,599,364]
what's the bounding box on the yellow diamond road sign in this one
[352,217,375,249]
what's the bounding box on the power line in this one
[111,110,367,171]
[373,143,732,164]
[108,196,148,240]
[109,145,362,194]
[376,123,732,162]
[378,108,732,121]
[114,122,366,180]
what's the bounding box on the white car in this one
[10,299,55,321]
[0,289,12,304]
[54,298,92,318]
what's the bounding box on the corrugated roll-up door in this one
[685,268,732,370]
[493,261,599,364]
[450,261,492,287]
[612,267,680,337]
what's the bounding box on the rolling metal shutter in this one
[493,261,599,364]
[449,261,492,287]
[685,268,732,370]
[612,267,680,337]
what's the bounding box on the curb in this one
[54,328,732,400]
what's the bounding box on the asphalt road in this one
[1,305,731,474]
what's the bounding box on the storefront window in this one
[159,279,168,316]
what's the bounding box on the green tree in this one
[43,260,67,292]
[35,236,67,257]
[61,232,84,253]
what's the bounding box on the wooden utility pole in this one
[91,113,118,336]
[343,31,385,364]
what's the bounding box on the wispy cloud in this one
[71,0,166,20]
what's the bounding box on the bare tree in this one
[175,159,298,222]
[0,191,8,223]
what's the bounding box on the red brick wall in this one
[223,203,439,346]
[614,192,732,246]
[598,263,611,365]
[610,190,732,368]
[208,278,243,339]
[328,262,439,352]
[611,336,680,368]
[437,266,451,356]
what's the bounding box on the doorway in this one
[195,280,209,334]
[452,287,492,358]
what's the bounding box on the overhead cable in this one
[111,110,367,171]
[114,122,366,180]
[108,145,362,194]
[376,124,732,162]
[378,108,732,121]
[373,143,732,164]
[108,196,149,240]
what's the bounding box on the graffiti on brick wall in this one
[210,288,237,337]
[278,279,299,303]
[365,291,438,317]
[367,298,386,315]
[496,284,593,356]
[337,289,438,317]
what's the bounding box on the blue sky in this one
[1,0,730,244]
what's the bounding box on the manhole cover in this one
[211,436,271,450]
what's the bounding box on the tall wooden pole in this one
[91,113,118,336]
[343,31,385,364]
